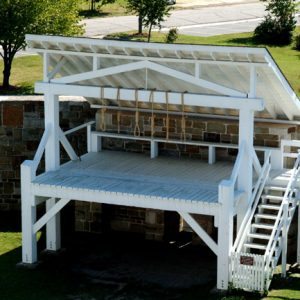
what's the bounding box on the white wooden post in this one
[281,202,288,277]
[91,133,102,152]
[44,91,61,251]
[217,180,234,290]
[208,146,216,164]
[237,108,254,230]
[87,124,92,153]
[270,149,283,170]
[21,161,37,264]
[151,141,158,159]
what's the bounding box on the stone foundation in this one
[0,97,299,243]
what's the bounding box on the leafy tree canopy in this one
[254,0,298,45]
[0,0,83,89]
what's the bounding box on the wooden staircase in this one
[230,154,300,292]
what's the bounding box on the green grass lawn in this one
[0,229,299,300]
[1,29,299,97]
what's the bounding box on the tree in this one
[126,0,144,34]
[126,0,171,38]
[254,0,298,45]
[0,0,83,90]
[142,0,171,42]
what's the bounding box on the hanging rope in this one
[149,90,155,138]
[180,92,187,142]
[100,87,106,131]
[165,91,170,141]
[134,89,141,137]
[116,87,121,134]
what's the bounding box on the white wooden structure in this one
[21,34,300,292]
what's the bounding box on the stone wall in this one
[0,97,299,244]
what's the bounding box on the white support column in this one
[151,141,158,159]
[21,161,37,264]
[44,91,61,251]
[281,202,288,277]
[237,108,254,230]
[217,180,234,290]
[208,146,216,164]
[270,149,283,170]
[91,133,102,152]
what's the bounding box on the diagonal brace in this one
[59,127,79,161]
[179,211,218,255]
[33,198,71,233]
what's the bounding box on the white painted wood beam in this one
[179,211,218,255]
[35,82,264,111]
[44,90,61,252]
[47,56,66,80]
[146,61,246,97]
[43,53,50,81]
[237,108,254,230]
[33,198,71,233]
[52,60,148,84]
[217,180,234,290]
[21,161,37,264]
[31,183,219,216]
[59,128,79,161]
[31,48,269,67]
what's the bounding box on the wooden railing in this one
[233,150,271,253]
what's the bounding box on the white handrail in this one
[264,152,300,267]
[233,150,271,252]
[64,121,95,135]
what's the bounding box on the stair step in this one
[264,186,286,192]
[244,243,267,250]
[262,195,284,201]
[258,204,281,210]
[248,233,271,240]
[252,223,274,230]
[255,213,277,220]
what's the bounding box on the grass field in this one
[0,226,299,300]
[1,28,299,97]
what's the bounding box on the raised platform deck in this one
[31,151,237,215]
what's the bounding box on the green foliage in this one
[126,0,171,41]
[296,35,300,50]
[165,28,178,43]
[254,0,297,45]
[0,0,83,89]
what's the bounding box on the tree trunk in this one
[138,15,143,34]
[2,57,12,89]
[147,24,153,42]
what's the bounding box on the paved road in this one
[4,2,300,57]
[84,2,268,37]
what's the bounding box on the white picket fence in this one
[230,253,269,292]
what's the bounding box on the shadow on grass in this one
[225,36,261,47]
[79,9,109,18]
[104,32,148,42]
[0,84,35,96]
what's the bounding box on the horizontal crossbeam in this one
[51,60,245,97]
[35,82,264,111]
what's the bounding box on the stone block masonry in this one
[0,96,299,243]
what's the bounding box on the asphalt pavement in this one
[84,2,269,37]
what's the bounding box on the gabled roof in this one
[26,34,300,120]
